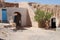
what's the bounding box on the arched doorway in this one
[51,18,56,28]
[14,12,21,26]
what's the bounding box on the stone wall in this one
[28,3,60,17]
[4,2,18,7]
[0,1,18,8]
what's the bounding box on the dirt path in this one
[0,27,60,40]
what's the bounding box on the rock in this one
[0,38,4,40]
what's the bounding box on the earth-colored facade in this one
[28,2,60,27]
[0,0,60,27]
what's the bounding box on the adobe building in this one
[28,2,60,28]
[0,0,32,27]
[18,2,60,28]
[0,0,60,28]
[0,8,28,27]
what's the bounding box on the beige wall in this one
[0,9,2,21]
[19,2,38,27]
[0,8,28,26]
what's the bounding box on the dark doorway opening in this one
[51,18,56,28]
[14,12,21,26]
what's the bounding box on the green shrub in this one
[34,9,53,28]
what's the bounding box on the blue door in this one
[2,9,8,23]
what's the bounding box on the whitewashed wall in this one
[0,8,28,26]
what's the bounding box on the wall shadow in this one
[26,10,32,28]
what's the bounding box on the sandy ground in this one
[0,23,60,40]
